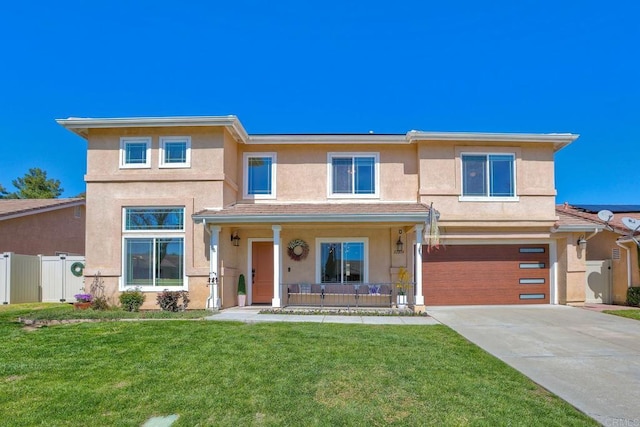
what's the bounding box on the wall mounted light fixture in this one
[231,231,240,247]
[395,229,404,254]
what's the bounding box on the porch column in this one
[414,224,424,307]
[272,225,282,307]
[209,225,221,310]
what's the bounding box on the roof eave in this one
[56,116,250,142]
[408,131,579,151]
[192,213,429,224]
[0,199,85,221]
[553,224,604,232]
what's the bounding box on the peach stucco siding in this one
[0,205,85,256]
[59,116,581,309]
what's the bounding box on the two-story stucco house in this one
[57,115,592,310]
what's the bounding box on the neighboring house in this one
[0,198,85,256]
[556,203,640,304]
[58,116,588,309]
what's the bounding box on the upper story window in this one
[120,137,151,169]
[122,207,186,291]
[243,152,276,199]
[461,153,516,200]
[160,136,191,168]
[328,152,379,198]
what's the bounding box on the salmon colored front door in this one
[252,241,273,304]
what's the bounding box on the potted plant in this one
[73,293,93,310]
[395,267,410,309]
[237,274,247,307]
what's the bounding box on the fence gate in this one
[41,255,86,303]
[1,253,41,304]
[585,260,612,304]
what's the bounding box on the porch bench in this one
[285,284,393,307]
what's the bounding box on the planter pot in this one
[396,294,407,309]
[73,302,92,310]
[238,294,246,307]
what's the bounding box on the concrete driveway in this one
[428,305,640,426]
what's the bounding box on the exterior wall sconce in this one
[231,231,240,247]
[577,235,587,250]
[395,229,404,254]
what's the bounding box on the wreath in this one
[70,262,85,277]
[287,239,309,261]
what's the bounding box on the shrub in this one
[627,287,640,307]
[156,290,190,312]
[119,288,145,312]
[238,274,246,295]
[91,296,110,311]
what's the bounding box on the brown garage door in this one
[423,244,550,305]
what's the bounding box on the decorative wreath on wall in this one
[287,239,309,261]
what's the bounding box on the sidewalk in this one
[206,306,439,325]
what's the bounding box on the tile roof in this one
[0,198,85,220]
[556,203,640,235]
[193,203,431,223]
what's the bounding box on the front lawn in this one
[0,304,595,426]
[603,309,640,321]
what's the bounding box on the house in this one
[0,198,85,256]
[556,203,640,304]
[57,115,588,310]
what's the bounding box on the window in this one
[243,152,276,199]
[122,207,186,290]
[316,239,368,284]
[160,136,191,168]
[120,137,151,168]
[461,154,516,199]
[328,153,379,198]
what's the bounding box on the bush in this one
[238,274,246,295]
[156,290,190,312]
[627,287,640,307]
[91,296,110,311]
[119,288,145,312]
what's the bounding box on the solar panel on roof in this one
[573,204,640,213]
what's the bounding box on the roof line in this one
[0,199,85,221]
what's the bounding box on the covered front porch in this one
[192,203,431,311]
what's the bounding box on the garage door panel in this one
[423,244,549,305]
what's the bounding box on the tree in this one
[5,168,63,199]
[0,183,7,198]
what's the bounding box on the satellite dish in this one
[597,210,614,222]
[621,217,640,232]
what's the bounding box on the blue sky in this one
[1,1,638,203]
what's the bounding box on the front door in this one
[252,241,273,304]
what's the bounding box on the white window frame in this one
[327,152,380,199]
[120,207,187,291]
[315,238,369,284]
[243,152,277,200]
[459,152,519,202]
[159,136,191,168]
[120,137,151,169]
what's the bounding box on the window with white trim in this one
[328,153,379,198]
[461,153,516,199]
[316,239,368,283]
[120,137,151,168]
[122,207,186,290]
[243,152,276,199]
[160,136,191,168]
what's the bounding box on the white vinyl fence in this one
[0,252,85,304]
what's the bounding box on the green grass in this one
[603,309,640,321]
[0,304,596,426]
[5,303,211,321]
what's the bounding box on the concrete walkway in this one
[206,306,439,325]
[428,305,640,426]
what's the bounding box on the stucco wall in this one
[0,205,85,255]
[418,141,557,225]
[237,144,419,202]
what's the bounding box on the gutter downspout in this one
[616,240,632,290]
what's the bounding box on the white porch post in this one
[414,224,424,306]
[209,225,221,310]
[272,225,282,307]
